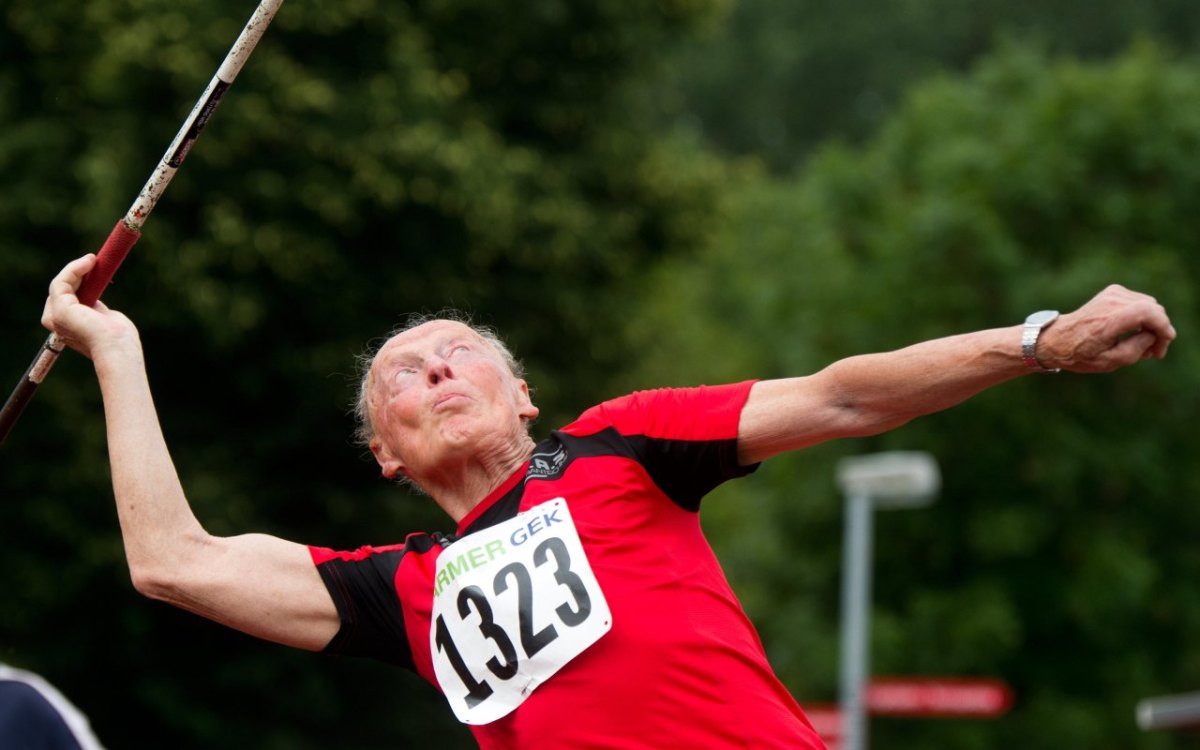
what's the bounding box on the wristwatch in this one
[1022,310,1061,373]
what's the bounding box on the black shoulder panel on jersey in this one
[626,433,759,512]
[317,537,433,670]
[463,430,636,536]
[546,428,755,513]
[557,427,637,462]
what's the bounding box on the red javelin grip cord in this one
[77,220,142,307]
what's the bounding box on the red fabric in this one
[467,456,821,749]
[308,542,409,566]
[563,382,758,442]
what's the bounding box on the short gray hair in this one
[352,311,527,449]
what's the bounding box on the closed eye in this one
[393,365,418,382]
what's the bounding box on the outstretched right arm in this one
[42,254,340,651]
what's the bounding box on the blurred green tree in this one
[647,0,1200,172]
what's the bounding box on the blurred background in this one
[2,0,1198,747]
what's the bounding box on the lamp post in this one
[836,451,940,750]
[1137,691,1200,732]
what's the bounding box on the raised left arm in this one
[737,284,1175,465]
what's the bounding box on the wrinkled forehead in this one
[369,319,505,384]
[377,319,480,360]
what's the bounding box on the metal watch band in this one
[1022,311,1061,373]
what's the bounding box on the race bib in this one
[430,497,612,724]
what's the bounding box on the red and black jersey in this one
[310,382,825,749]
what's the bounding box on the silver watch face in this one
[1025,310,1059,327]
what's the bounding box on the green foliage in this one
[623,44,1200,749]
[650,0,1200,171]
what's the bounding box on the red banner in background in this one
[803,677,1013,748]
[866,677,1014,718]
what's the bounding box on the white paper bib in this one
[430,497,612,724]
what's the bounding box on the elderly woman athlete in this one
[42,252,1175,749]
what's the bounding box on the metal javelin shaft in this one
[0,0,286,446]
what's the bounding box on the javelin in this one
[0,0,286,445]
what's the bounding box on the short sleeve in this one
[309,540,421,670]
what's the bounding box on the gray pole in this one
[835,451,940,750]
[839,491,874,750]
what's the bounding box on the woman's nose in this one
[426,356,454,384]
